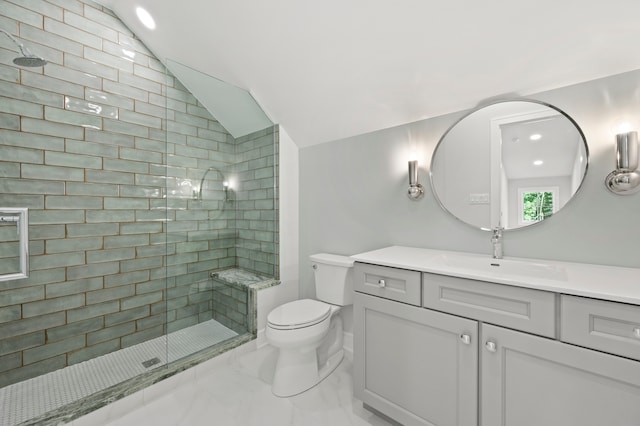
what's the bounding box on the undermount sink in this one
[431,252,568,282]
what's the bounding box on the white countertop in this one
[351,246,640,306]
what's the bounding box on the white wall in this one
[299,69,640,333]
[256,127,299,346]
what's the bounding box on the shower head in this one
[0,29,47,67]
[12,55,48,67]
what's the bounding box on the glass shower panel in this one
[163,60,278,363]
[0,2,174,422]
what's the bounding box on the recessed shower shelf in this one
[0,207,28,282]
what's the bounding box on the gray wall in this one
[300,70,640,305]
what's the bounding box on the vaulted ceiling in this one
[98,0,640,147]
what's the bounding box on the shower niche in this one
[0,208,29,282]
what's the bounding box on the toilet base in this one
[272,347,344,397]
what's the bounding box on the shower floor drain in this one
[142,357,162,368]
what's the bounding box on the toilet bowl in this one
[266,253,353,397]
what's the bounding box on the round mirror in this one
[430,100,588,231]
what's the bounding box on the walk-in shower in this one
[0,2,278,425]
[0,29,47,67]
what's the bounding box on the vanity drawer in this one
[561,295,640,361]
[354,263,421,306]
[422,273,556,338]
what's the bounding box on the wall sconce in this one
[407,160,425,200]
[605,130,640,195]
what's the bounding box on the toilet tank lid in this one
[309,253,354,267]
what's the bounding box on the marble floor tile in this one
[83,345,393,426]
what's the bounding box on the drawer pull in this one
[634,327,640,339]
[485,340,497,353]
[378,279,386,288]
[460,334,471,345]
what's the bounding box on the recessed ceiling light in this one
[533,160,544,166]
[136,7,156,30]
[529,133,542,141]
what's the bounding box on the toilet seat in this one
[267,299,331,330]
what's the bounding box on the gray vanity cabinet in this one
[354,261,640,426]
[353,292,478,426]
[481,323,640,426]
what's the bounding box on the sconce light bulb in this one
[617,122,633,135]
[223,181,229,188]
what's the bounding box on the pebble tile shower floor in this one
[0,320,238,426]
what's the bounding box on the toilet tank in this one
[310,253,354,306]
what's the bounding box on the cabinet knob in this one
[634,327,640,339]
[485,340,497,353]
[378,279,386,288]
[460,334,471,345]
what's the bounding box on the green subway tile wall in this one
[0,0,278,388]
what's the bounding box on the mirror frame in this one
[429,99,589,231]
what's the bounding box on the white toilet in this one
[266,253,354,397]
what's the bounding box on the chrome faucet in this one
[491,227,503,259]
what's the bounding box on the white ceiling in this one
[98,0,640,147]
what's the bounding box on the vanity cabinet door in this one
[354,292,478,426]
[481,323,640,426]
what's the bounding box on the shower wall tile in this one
[64,10,118,42]
[119,72,162,95]
[0,178,64,196]
[87,321,135,346]
[86,169,134,185]
[46,317,103,342]
[0,312,65,340]
[83,3,130,34]
[0,1,43,27]
[0,354,66,387]
[0,305,21,323]
[0,80,64,107]
[7,0,63,21]
[67,301,119,323]
[66,182,119,197]
[45,237,103,254]
[84,128,134,147]
[0,129,65,151]
[20,24,85,57]
[45,277,103,298]
[120,324,163,348]
[0,332,43,357]
[67,339,119,365]
[0,352,22,373]
[22,117,85,139]
[86,210,133,222]
[22,294,85,318]
[0,146,43,164]
[0,96,44,118]
[21,71,86,99]
[30,252,85,270]
[44,17,102,50]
